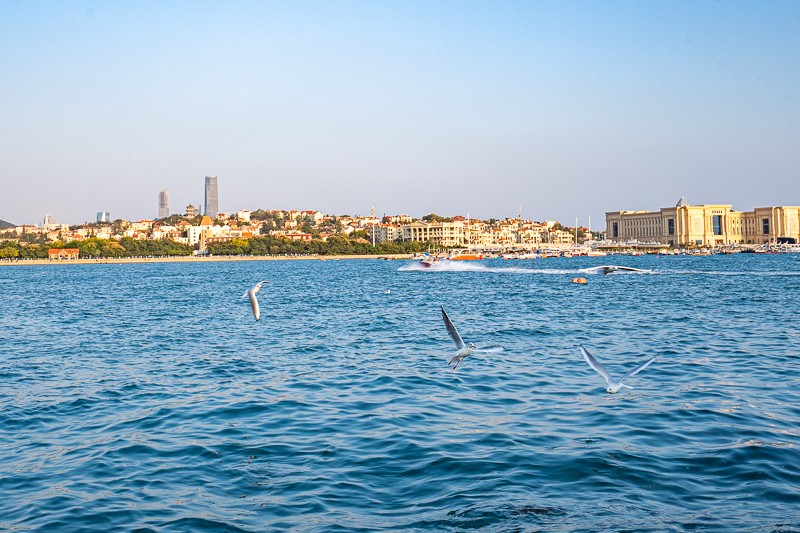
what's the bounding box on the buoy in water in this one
[572,277,587,284]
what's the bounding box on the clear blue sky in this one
[1,0,798,226]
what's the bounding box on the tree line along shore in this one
[0,234,434,260]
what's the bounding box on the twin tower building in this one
[157,176,218,220]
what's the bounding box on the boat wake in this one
[662,269,800,277]
[397,261,656,275]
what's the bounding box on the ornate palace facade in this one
[606,198,800,246]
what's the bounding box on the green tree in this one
[422,213,452,223]
[0,244,19,258]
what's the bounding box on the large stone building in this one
[606,198,800,246]
[402,221,466,247]
[374,223,402,244]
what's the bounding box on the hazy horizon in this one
[2,1,798,226]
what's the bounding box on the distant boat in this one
[448,253,483,260]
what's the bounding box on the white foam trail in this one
[397,261,626,275]
[399,260,799,277]
[662,269,800,276]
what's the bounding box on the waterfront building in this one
[204,176,219,218]
[188,215,225,250]
[515,225,545,246]
[236,210,251,222]
[158,190,170,219]
[402,221,465,247]
[47,248,79,260]
[549,229,575,245]
[374,223,402,244]
[97,212,110,223]
[606,198,800,246]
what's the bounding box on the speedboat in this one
[419,254,444,267]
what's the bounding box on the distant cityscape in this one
[0,176,599,253]
[1,176,798,254]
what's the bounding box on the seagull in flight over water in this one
[580,345,656,393]
[441,305,503,370]
[243,280,269,321]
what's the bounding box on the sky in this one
[1,0,798,227]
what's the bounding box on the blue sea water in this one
[1,254,799,532]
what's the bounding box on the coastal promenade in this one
[0,254,414,266]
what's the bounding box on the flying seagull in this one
[243,280,269,321]
[586,265,651,275]
[441,305,503,370]
[580,345,656,393]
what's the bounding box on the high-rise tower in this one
[204,176,218,218]
[158,189,170,219]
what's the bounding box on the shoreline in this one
[0,254,414,266]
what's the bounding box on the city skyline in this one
[1,2,798,226]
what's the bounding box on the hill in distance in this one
[0,219,15,229]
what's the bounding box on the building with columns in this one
[402,221,466,247]
[606,198,800,246]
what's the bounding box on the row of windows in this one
[615,216,775,237]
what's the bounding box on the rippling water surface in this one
[2,255,800,531]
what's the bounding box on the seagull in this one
[586,265,651,275]
[441,305,503,370]
[243,280,269,321]
[580,345,656,393]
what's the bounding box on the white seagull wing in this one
[581,345,614,386]
[472,344,504,354]
[249,291,260,321]
[441,305,465,350]
[616,266,649,273]
[618,356,657,383]
[585,265,610,271]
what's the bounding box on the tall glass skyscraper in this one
[204,176,218,218]
[158,189,170,219]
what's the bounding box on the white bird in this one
[441,305,503,370]
[586,265,651,275]
[243,280,269,321]
[580,345,656,393]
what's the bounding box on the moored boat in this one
[448,253,483,260]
